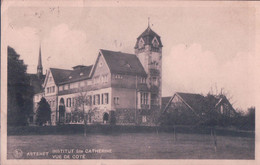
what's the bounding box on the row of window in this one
[115,74,123,79]
[93,93,109,105]
[47,86,55,93]
[57,74,149,92]
[93,75,108,85]
[59,74,109,92]
[64,93,110,107]
[41,94,149,109]
[113,74,147,84]
[63,94,123,107]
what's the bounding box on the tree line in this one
[7,46,34,126]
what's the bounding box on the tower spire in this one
[37,44,43,78]
[148,17,150,28]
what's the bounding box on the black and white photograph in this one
[1,0,259,164]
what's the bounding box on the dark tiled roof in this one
[135,27,163,48]
[205,94,221,106]
[161,96,172,110]
[28,74,45,94]
[59,65,93,84]
[176,92,207,114]
[138,27,161,38]
[100,49,147,76]
[50,68,72,84]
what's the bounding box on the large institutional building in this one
[32,25,163,125]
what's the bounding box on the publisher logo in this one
[13,149,23,159]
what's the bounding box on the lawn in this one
[7,132,254,159]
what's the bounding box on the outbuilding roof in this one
[177,92,207,111]
[163,92,236,117]
[163,92,209,116]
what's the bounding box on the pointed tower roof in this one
[37,44,43,79]
[37,45,43,69]
[137,26,160,39]
[135,23,163,49]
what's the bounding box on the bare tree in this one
[74,87,92,136]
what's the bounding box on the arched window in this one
[59,98,65,106]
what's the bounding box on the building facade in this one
[32,25,163,125]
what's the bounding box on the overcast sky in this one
[3,3,256,110]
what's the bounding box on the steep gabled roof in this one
[49,68,72,85]
[163,92,207,116]
[176,92,208,116]
[59,65,93,85]
[177,92,206,111]
[100,49,147,76]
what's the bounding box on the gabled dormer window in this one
[152,37,159,48]
[126,63,131,68]
[138,38,145,49]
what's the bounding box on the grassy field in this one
[7,132,254,159]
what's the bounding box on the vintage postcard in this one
[1,0,259,165]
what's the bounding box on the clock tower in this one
[135,23,163,108]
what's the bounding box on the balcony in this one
[137,83,149,91]
[150,85,159,93]
[149,68,160,76]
